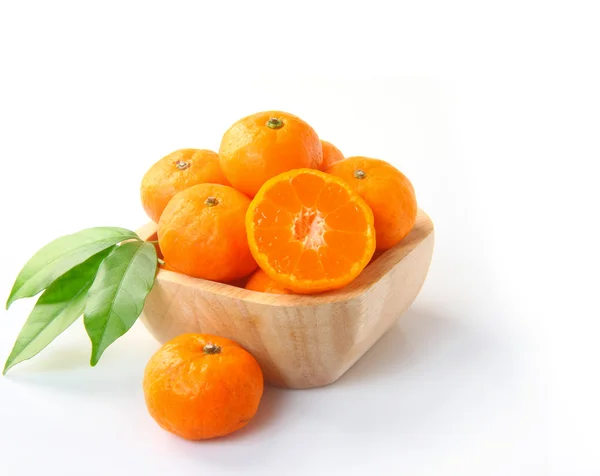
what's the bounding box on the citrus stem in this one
[266,117,284,129]
[353,169,367,179]
[203,343,222,355]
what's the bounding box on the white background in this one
[0,1,598,475]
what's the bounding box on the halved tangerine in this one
[246,169,376,294]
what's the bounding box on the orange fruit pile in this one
[140,110,419,440]
[140,110,417,295]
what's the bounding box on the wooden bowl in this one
[137,209,434,389]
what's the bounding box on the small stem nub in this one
[266,117,284,129]
[353,169,367,180]
[175,160,190,170]
[203,343,222,355]
[204,196,219,207]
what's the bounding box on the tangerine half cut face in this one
[246,169,376,294]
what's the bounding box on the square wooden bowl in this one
[137,209,434,389]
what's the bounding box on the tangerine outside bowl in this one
[137,209,434,389]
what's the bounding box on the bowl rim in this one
[138,209,434,307]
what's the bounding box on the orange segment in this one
[315,181,352,215]
[254,227,293,251]
[252,200,294,228]
[324,230,369,264]
[262,180,303,214]
[290,172,326,208]
[295,249,325,280]
[246,169,375,294]
[318,246,353,279]
[325,202,370,232]
[265,241,303,275]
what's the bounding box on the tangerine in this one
[219,111,322,197]
[158,183,257,282]
[246,169,375,294]
[320,140,344,170]
[327,157,417,250]
[245,269,292,294]
[143,333,263,440]
[141,149,229,223]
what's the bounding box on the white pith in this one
[293,208,326,249]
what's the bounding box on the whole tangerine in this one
[245,269,292,294]
[320,140,345,170]
[219,111,322,197]
[158,183,257,282]
[141,149,230,223]
[327,157,417,250]
[143,333,264,440]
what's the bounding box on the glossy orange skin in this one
[158,183,258,282]
[319,140,344,170]
[143,334,264,440]
[245,269,292,294]
[327,157,417,250]
[219,111,323,197]
[246,169,375,294]
[141,149,230,223]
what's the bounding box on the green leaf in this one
[84,241,157,366]
[3,248,114,375]
[6,227,139,310]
